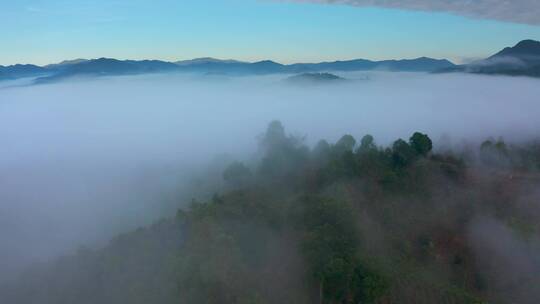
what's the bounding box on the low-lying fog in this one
[1,71,539,282]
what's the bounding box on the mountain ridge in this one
[0,56,456,83]
[6,39,540,83]
[489,39,540,60]
[439,39,540,77]
[6,39,540,82]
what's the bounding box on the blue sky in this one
[1,0,540,65]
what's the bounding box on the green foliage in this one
[312,139,332,163]
[262,120,287,147]
[391,139,417,169]
[177,218,256,304]
[334,134,356,155]
[359,134,376,152]
[409,132,433,156]
[223,161,252,188]
[10,122,540,304]
[296,196,373,303]
[352,265,389,304]
[258,121,309,184]
[480,137,511,167]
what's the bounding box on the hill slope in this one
[440,40,540,77]
[3,122,539,304]
[286,72,346,84]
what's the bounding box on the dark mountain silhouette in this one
[378,57,455,71]
[173,59,286,75]
[0,64,49,80]
[175,57,244,66]
[56,58,179,75]
[286,72,345,85]
[289,57,454,73]
[35,58,181,83]
[44,59,88,70]
[1,56,455,83]
[489,39,540,60]
[13,41,540,82]
[439,40,540,77]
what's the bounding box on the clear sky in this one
[2,0,540,66]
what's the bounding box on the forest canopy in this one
[2,121,540,304]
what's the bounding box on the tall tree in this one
[409,132,433,156]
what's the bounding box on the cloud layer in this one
[2,71,540,283]
[290,0,540,25]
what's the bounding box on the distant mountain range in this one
[0,55,455,84]
[1,40,539,83]
[439,39,540,77]
[0,64,49,80]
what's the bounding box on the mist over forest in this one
[1,71,540,303]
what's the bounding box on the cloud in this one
[2,71,540,284]
[287,0,540,25]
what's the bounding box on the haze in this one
[0,72,539,283]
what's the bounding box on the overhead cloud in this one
[288,0,540,25]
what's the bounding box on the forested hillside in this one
[3,121,540,304]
